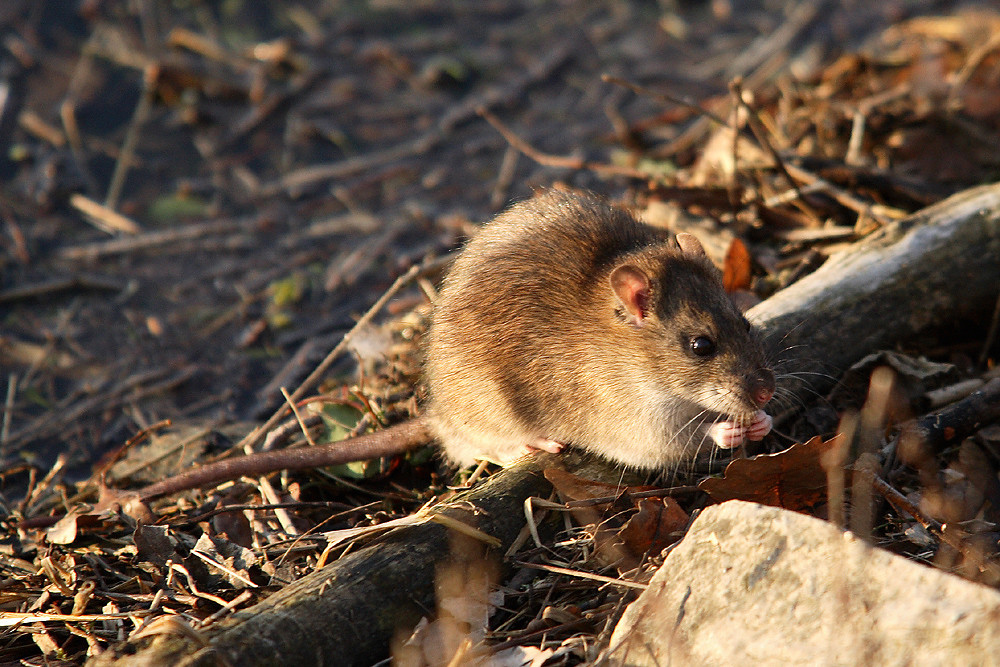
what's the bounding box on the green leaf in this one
[318,402,364,444]
[147,194,211,223]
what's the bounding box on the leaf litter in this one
[2,1,1000,664]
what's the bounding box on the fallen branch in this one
[902,377,1000,452]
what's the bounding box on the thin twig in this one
[478,107,648,180]
[18,110,65,146]
[731,78,821,223]
[58,217,244,260]
[230,256,447,456]
[601,74,729,126]
[728,82,742,214]
[716,0,822,81]
[845,86,911,166]
[563,486,700,509]
[510,560,647,590]
[280,387,318,448]
[863,468,1000,580]
[105,64,158,210]
[949,33,1000,108]
[196,590,253,628]
[265,41,574,197]
[490,144,519,209]
[69,194,142,235]
[256,475,300,537]
[650,0,822,159]
[213,67,326,155]
[93,419,173,480]
[4,366,197,450]
[781,161,910,226]
[0,274,125,303]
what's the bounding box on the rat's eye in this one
[690,336,716,357]
[742,317,752,331]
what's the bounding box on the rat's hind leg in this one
[527,437,565,454]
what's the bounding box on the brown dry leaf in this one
[618,497,689,558]
[213,509,255,548]
[96,485,154,524]
[134,524,180,568]
[544,468,646,561]
[105,421,236,486]
[46,508,107,545]
[722,237,752,292]
[544,468,646,503]
[689,126,771,185]
[190,533,261,589]
[44,486,152,545]
[31,628,60,659]
[699,436,845,512]
[544,468,688,570]
[830,350,955,410]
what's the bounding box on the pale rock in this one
[606,500,1000,666]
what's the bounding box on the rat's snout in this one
[750,369,776,407]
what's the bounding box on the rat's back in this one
[425,191,666,466]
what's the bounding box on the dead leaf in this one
[106,421,217,485]
[134,524,179,568]
[212,508,254,548]
[43,486,152,545]
[31,628,60,658]
[97,485,153,524]
[723,237,752,292]
[190,533,260,589]
[544,468,690,569]
[46,509,106,545]
[619,498,689,558]
[544,468,658,503]
[830,350,956,410]
[699,436,848,512]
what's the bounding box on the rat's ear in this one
[610,264,651,326]
[675,232,707,258]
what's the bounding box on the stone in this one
[606,500,1000,666]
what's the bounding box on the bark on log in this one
[88,182,1000,667]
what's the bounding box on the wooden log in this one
[88,182,1000,666]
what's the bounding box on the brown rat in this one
[137,191,774,499]
[426,190,774,468]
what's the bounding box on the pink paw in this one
[708,421,745,449]
[746,410,772,441]
[527,438,565,454]
[709,410,772,448]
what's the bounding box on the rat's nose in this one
[751,369,776,407]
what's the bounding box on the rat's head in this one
[608,233,775,420]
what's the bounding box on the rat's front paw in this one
[708,421,745,449]
[709,411,772,448]
[746,410,772,441]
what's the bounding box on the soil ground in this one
[2,1,999,664]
